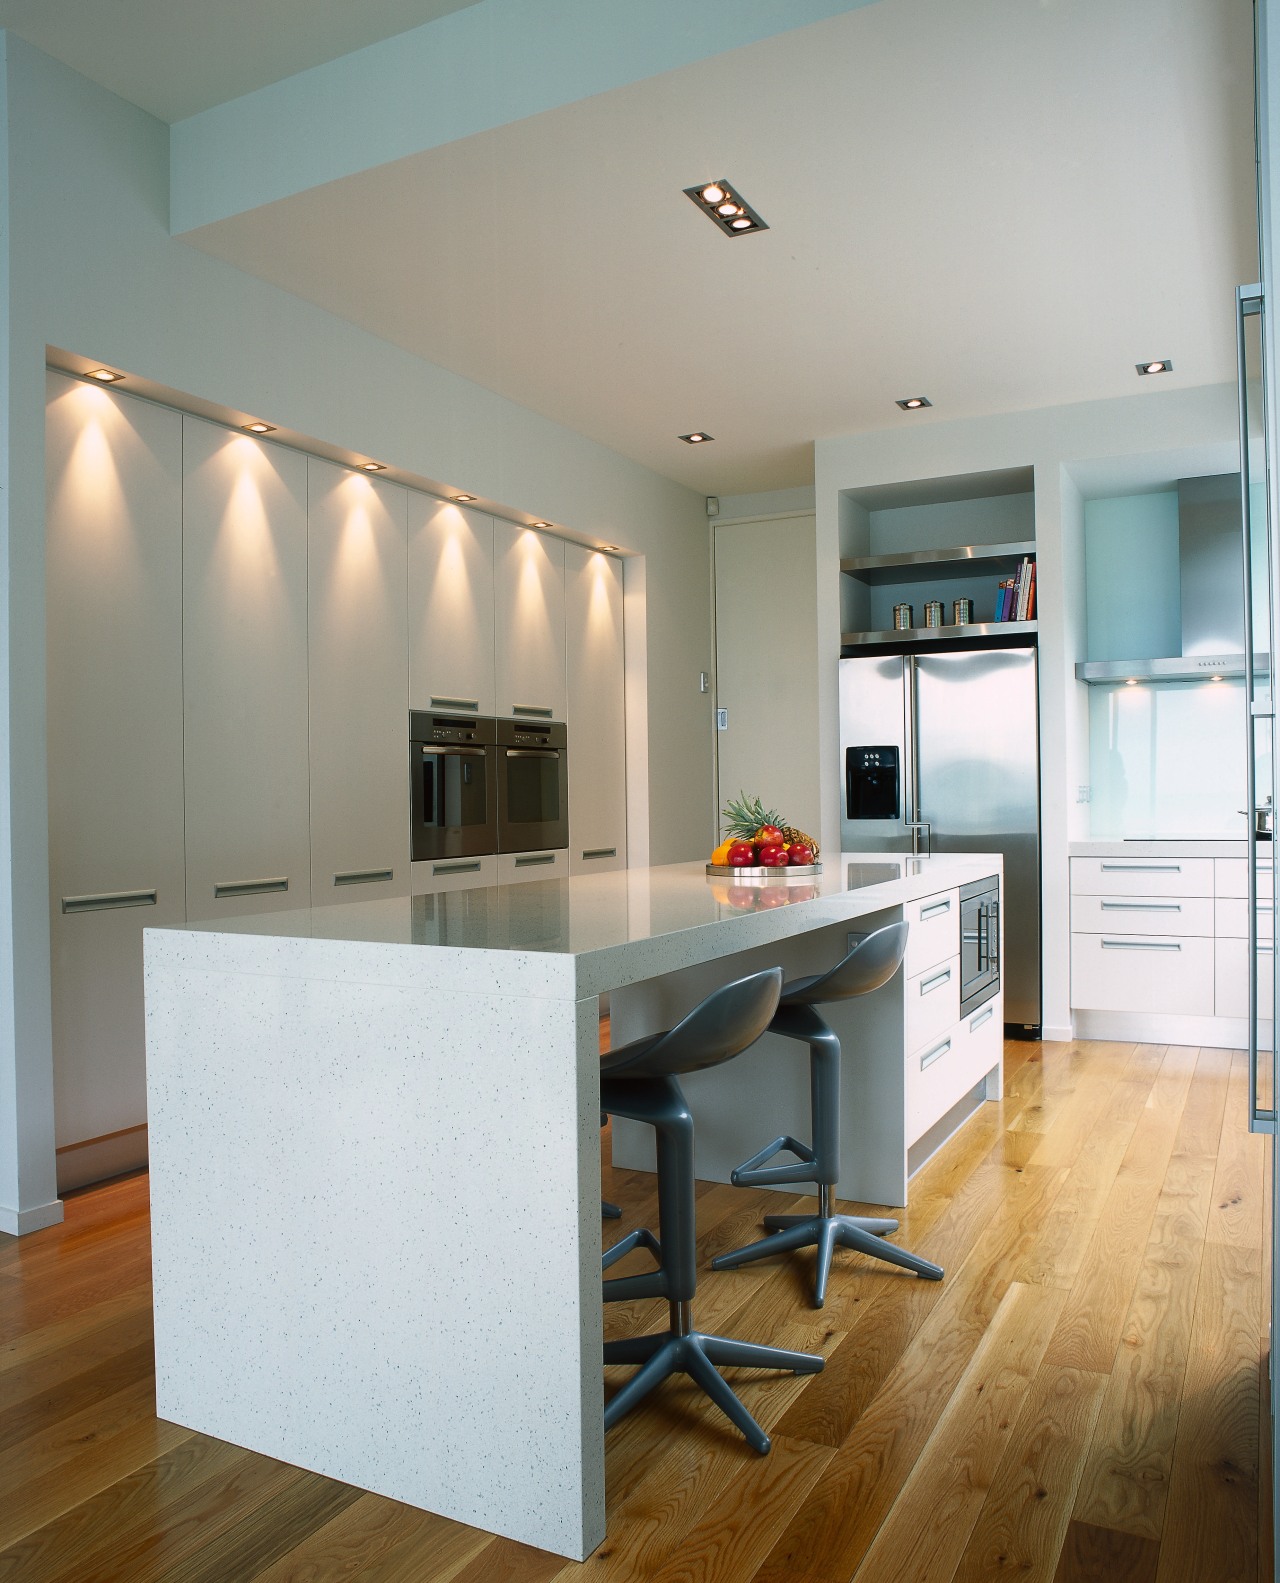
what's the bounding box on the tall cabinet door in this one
[565,547,626,873]
[408,498,495,716]
[182,418,311,919]
[45,371,186,1179]
[494,523,567,722]
[308,459,410,900]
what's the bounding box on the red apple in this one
[787,842,814,867]
[757,842,788,867]
[726,840,756,867]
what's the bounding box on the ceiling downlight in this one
[683,179,768,237]
[679,432,714,444]
[1136,359,1172,376]
[895,397,932,411]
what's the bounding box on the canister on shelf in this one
[892,603,914,630]
[924,601,944,628]
[952,598,974,625]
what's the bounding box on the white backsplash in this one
[1089,678,1247,837]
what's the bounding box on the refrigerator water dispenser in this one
[846,745,900,820]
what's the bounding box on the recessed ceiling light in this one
[1125,678,1138,686]
[679,432,714,444]
[86,368,124,383]
[362,462,387,472]
[683,179,768,237]
[895,397,932,411]
[531,521,552,529]
[454,494,476,503]
[243,421,276,434]
[1136,359,1172,375]
[599,544,618,552]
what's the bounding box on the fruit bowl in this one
[706,862,822,880]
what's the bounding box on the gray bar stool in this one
[712,922,943,1307]
[601,967,824,1453]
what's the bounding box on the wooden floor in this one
[0,1038,1272,1582]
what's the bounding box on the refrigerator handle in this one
[1238,282,1275,1134]
[905,654,921,853]
[906,820,932,856]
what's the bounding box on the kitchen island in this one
[144,852,1002,1560]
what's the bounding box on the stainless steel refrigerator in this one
[839,647,1042,1032]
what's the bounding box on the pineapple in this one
[720,792,820,861]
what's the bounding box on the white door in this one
[408,497,496,716]
[713,515,822,842]
[565,546,626,872]
[494,523,567,722]
[308,459,410,900]
[182,417,311,919]
[45,372,187,1180]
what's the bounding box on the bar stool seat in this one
[601,967,824,1453]
[712,922,943,1307]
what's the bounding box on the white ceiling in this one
[5,0,1261,495]
[0,0,481,122]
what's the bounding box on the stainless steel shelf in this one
[840,539,1036,575]
[841,619,1038,647]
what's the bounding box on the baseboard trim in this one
[1041,1023,1074,1044]
[56,1123,148,1192]
[0,1197,65,1237]
[1072,1009,1249,1049]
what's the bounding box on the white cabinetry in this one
[565,546,626,873]
[408,498,495,716]
[1212,858,1274,1020]
[45,372,187,1184]
[494,523,567,722]
[308,459,409,900]
[182,418,311,919]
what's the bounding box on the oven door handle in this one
[987,899,1000,969]
[504,749,561,759]
[975,902,987,972]
[421,745,488,756]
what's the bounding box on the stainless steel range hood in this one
[1075,473,1248,682]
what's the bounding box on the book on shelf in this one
[995,556,1035,622]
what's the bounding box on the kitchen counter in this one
[144,852,1001,1561]
[1069,838,1252,857]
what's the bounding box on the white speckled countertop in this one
[155,852,1003,998]
[1069,838,1252,857]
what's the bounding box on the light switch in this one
[716,708,728,731]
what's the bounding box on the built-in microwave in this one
[496,719,568,854]
[409,712,497,862]
[959,874,1000,1016]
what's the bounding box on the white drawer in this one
[1071,931,1214,1015]
[1071,893,1214,937]
[904,889,959,977]
[496,849,569,885]
[1215,858,1275,900]
[411,854,497,895]
[1215,897,1275,941]
[1070,856,1213,898]
[1215,935,1276,1019]
[906,954,960,1057]
[906,999,1001,1145]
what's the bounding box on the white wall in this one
[815,383,1242,1043]
[0,35,715,1232]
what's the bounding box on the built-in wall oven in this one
[409,712,497,862]
[959,874,1000,1016]
[496,719,568,854]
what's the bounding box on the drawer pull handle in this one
[920,1038,951,1071]
[334,868,393,887]
[1100,900,1182,912]
[429,696,480,713]
[1260,942,1275,955]
[433,860,482,876]
[61,888,157,915]
[969,1006,995,1032]
[582,847,617,860]
[920,898,952,920]
[1100,938,1181,952]
[1100,862,1181,872]
[214,877,288,899]
[515,853,556,867]
[920,967,952,995]
[512,705,554,718]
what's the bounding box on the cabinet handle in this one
[1100,862,1181,872]
[214,876,288,899]
[582,847,617,860]
[433,860,482,876]
[515,853,556,867]
[430,696,479,712]
[512,705,554,718]
[920,898,952,920]
[969,1006,995,1032]
[1100,937,1181,951]
[1100,900,1182,912]
[920,1038,951,1071]
[61,888,157,915]
[919,966,952,995]
[334,868,393,887]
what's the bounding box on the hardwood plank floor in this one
[0,1038,1270,1582]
